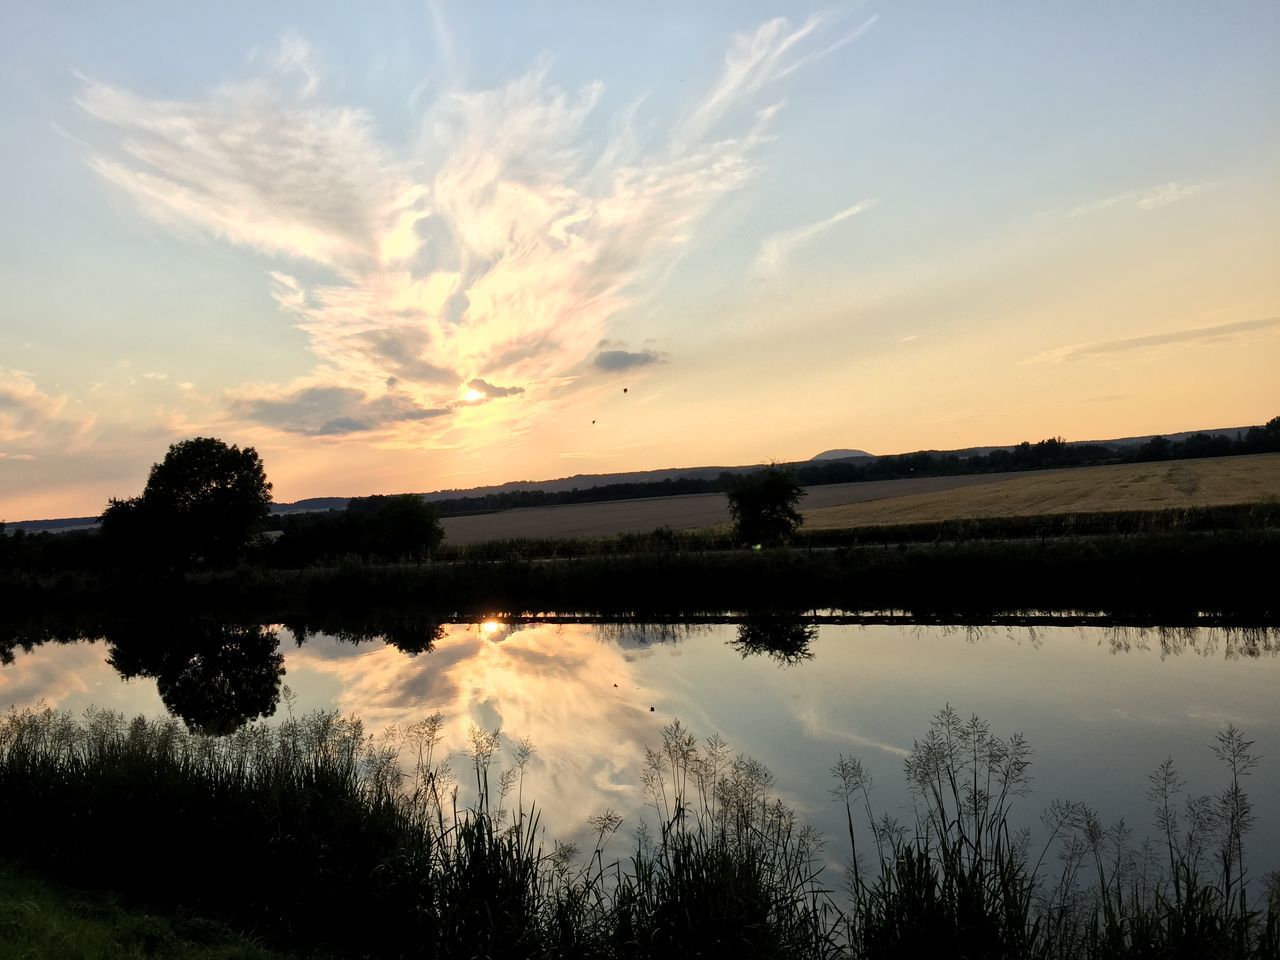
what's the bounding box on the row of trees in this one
[94,438,445,571]
[2,436,801,573]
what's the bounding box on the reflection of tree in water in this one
[106,622,284,736]
[594,621,711,649]
[286,616,446,655]
[1102,625,1279,661]
[730,615,817,666]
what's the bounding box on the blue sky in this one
[2,2,1278,519]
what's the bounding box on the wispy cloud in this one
[753,199,875,277]
[77,21,860,442]
[1027,316,1280,364]
[677,12,877,145]
[1065,181,1209,219]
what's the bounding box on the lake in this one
[3,615,1277,880]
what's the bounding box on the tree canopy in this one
[726,465,804,546]
[100,437,272,569]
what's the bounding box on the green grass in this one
[0,863,281,960]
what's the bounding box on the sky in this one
[2,2,1278,521]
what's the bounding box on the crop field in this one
[438,454,1280,543]
[803,453,1280,530]
[439,472,1020,544]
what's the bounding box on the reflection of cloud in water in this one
[285,623,663,838]
[794,706,910,759]
[0,644,94,708]
[0,640,163,717]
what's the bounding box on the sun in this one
[479,619,502,638]
[463,387,485,403]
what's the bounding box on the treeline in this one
[0,492,445,575]
[415,418,1280,516]
[5,527,1278,624]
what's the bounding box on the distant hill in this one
[811,449,875,461]
[4,423,1262,531]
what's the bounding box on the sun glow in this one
[479,619,503,638]
[463,388,485,403]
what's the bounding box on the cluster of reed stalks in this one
[1,703,1275,957]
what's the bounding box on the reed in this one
[1,705,1276,958]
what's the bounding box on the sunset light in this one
[2,4,1275,524]
[3,6,1279,953]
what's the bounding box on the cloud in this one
[753,199,875,277]
[0,369,95,451]
[1065,181,1208,219]
[234,384,449,435]
[78,20,861,446]
[593,349,664,371]
[677,12,877,145]
[1028,316,1280,364]
[466,378,524,399]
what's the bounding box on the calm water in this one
[3,617,1278,874]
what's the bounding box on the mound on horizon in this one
[811,448,874,461]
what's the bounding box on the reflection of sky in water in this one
[3,622,1278,873]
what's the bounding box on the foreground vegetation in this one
[1,706,1275,958]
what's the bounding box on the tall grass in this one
[1,705,1276,958]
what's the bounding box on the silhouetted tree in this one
[100,437,272,569]
[345,494,445,559]
[726,465,804,546]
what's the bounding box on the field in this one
[803,452,1280,530]
[439,454,1280,544]
[440,472,1029,544]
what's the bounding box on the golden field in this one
[438,454,1279,543]
[801,453,1280,530]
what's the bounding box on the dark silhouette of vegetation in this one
[271,493,444,564]
[726,464,805,545]
[2,520,1278,625]
[99,437,272,570]
[1,705,1275,958]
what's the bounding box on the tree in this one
[725,464,804,546]
[100,437,273,568]
[345,493,445,559]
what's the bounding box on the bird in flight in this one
[623,387,628,394]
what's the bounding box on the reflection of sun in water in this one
[463,387,485,403]
[479,619,503,638]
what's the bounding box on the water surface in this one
[3,617,1277,875]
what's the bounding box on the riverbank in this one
[4,522,1277,625]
